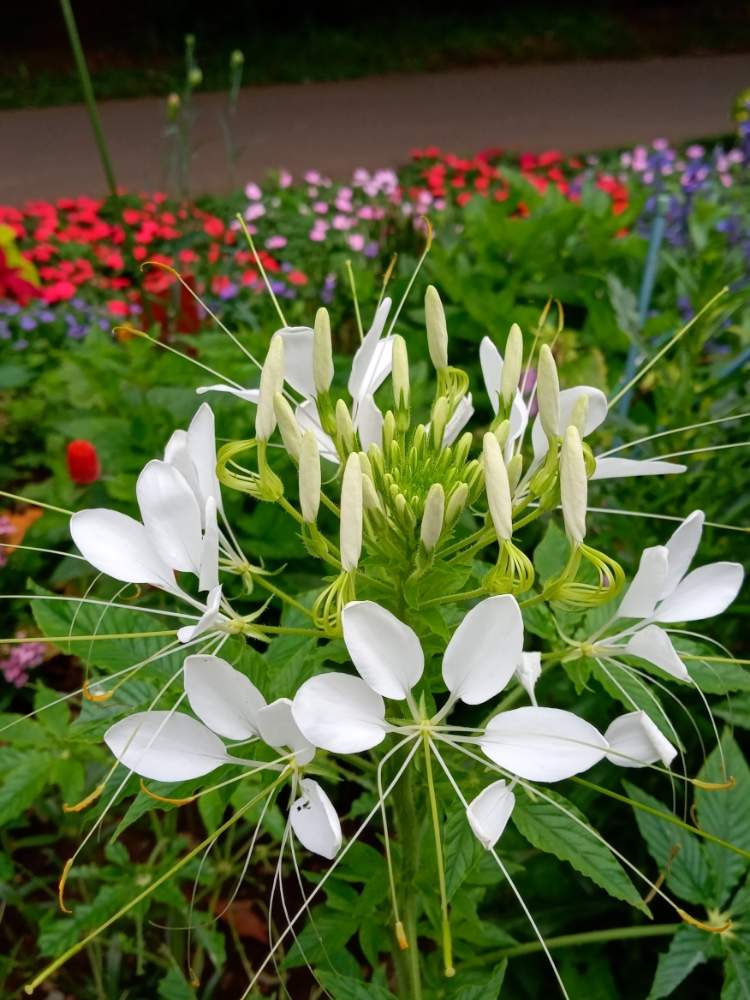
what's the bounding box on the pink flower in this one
[245,181,263,200]
[309,227,327,242]
[244,203,265,222]
[304,170,322,185]
[279,169,293,188]
[313,202,329,214]
[266,235,287,249]
[0,638,46,687]
[332,214,352,231]
[347,234,365,252]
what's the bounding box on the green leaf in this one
[722,944,750,999]
[714,695,750,730]
[590,660,681,746]
[444,806,484,900]
[622,781,713,906]
[695,733,750,905]
[315,970,397,1000]
[512,787,648,913]
[686,658,750,694]
[448,960,507,999]
[0,753,52,827]
[648,925,721,999]
[157,967,198,1000]
[39,882,134,956]
[533,521,569,582]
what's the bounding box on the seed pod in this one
[255,336,284,441]
[560,425,587,544]
[274,392,302,462]
[425,285,449,370]
[420,483,445,553]
[298,431,321,523]
[500,323,523,405]
[313,307,334,395]
[483,433,513,541]
[537,344,560,443]
[340,453,363,571]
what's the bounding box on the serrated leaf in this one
[157,966,198,1000]
[695,733,750,905]
[714,695,750,730]
[448,960,507,999]
[444,806,484,900]
[0,753,53,827]
[512,787,648,912]
[722,945,750,999]
[315,970,398,1000]
[38,882,134,956]
[622,781,713,905]
[648,925,720,999]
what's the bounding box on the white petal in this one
[71,508,177,591]
[277,326,316,397]
[604,711,677,768]
[342,600,423,700]
[617,546,669,620]
[104,710,229,782]
[532,386,608,460]
[184,654,266,739]
[177,585,226,643]
[256,698,315,765]
[164,430,201,502]
[198,497,219,593]
[295,399,339,463]
[481,707,607,782]
[292,672,387,752]
[625,624,690,681]
[196,383,261,403]
[348,298,393,403]
[136,460,203,574]
[515,651,541,705]
[661,509,704,598]
[443,394,474,446]
[506,393,529,459]
[591,457,687,481]
[654,562,744,622]
[479,336,503,415]
[442,596,523,705]
[289,778,342,859]
[187,402,224,517]
[467,780,516,849]
[355,393,384,451]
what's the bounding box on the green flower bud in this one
[313,308,334,395]
[230,49,245,68]
[274,392,302,462]
[560,425,587,545]
[506,453,523,493]
[362,474,383,512]
[537,344,560,442]
[299,431,321,523]
[189,66,203,88]
[431,397,450,448]
[255,336,284,441]
[445,482,469,524]
[570,393,589,435]
[420,483,445,553]
[382,410,396,454]
[335,399,355,455]
[425,285,449,371]
[391,334,410,412]
[501,323,523,405]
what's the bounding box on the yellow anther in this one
[63,783,105,813]
[396,920,409,950]
[82,680,113,703]
[691,776,736,791]
[139,779,196,806]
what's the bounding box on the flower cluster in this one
[53,275,744,993]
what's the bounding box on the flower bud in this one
[358,450,373,480]
[299,431,321,523]
[189,66,203,88]
[340,454,363,572]
[560,425,587,545]
[255,336,284,441]
[493,419,510,449]
[453,432,472,469]
[500,323,523,405]
[483,433,513,541]
[445,482,469,524]
[431,397,450,448]
[313,307,334,395]
[506,453,523,493]
[230,49,244,68]
[570,393,589,436]
[514,651,541,705]
[425,285,448,371]
[335,399,355,454]
[420,484,445,553]
[362,474,383,512]
[391,335,410,411]
[382,409,396,454]
[274,392,302,462]
[67,439,100,485]
[537,344,560,442]
[166,92,181,119]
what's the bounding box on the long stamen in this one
[583,505,748,534]
[424,736,454,976]
[429,740,570,999]
[235,214,287,327]
[0,541,85,560]
[385,217,433,337]
[345,259,364,342]
[598,411,750,457]
[114,325,247,389]
[0,491,74,516]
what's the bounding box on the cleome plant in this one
[4,236,749,999]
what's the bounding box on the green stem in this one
[418,587,486,609]
[423,737,454,977]
[391,766,423,1000]
[59,0,118,197]
[573,777,750,862]
[1,629,177,644]
[462,923,679,967]
[252,575,313,618]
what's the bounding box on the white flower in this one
[603,711,677,769]
[104,655,340,858]
[605,510,744,680]
[466,779,516,850]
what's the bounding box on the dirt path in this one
[1,54,748,202]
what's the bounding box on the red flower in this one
[203,217,225,239]
[67,440,101,485]
[287,270,308,286]
[41,279,76,303]
[107,300,129,317]
[0,249,40,306]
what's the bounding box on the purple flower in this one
[19,314,37,331]
[39,309,56,324]
[0,639,46,687]
[363,241,379,258]
[304,170,322,185]
[219,281,239,300]
[12,338,29,350]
